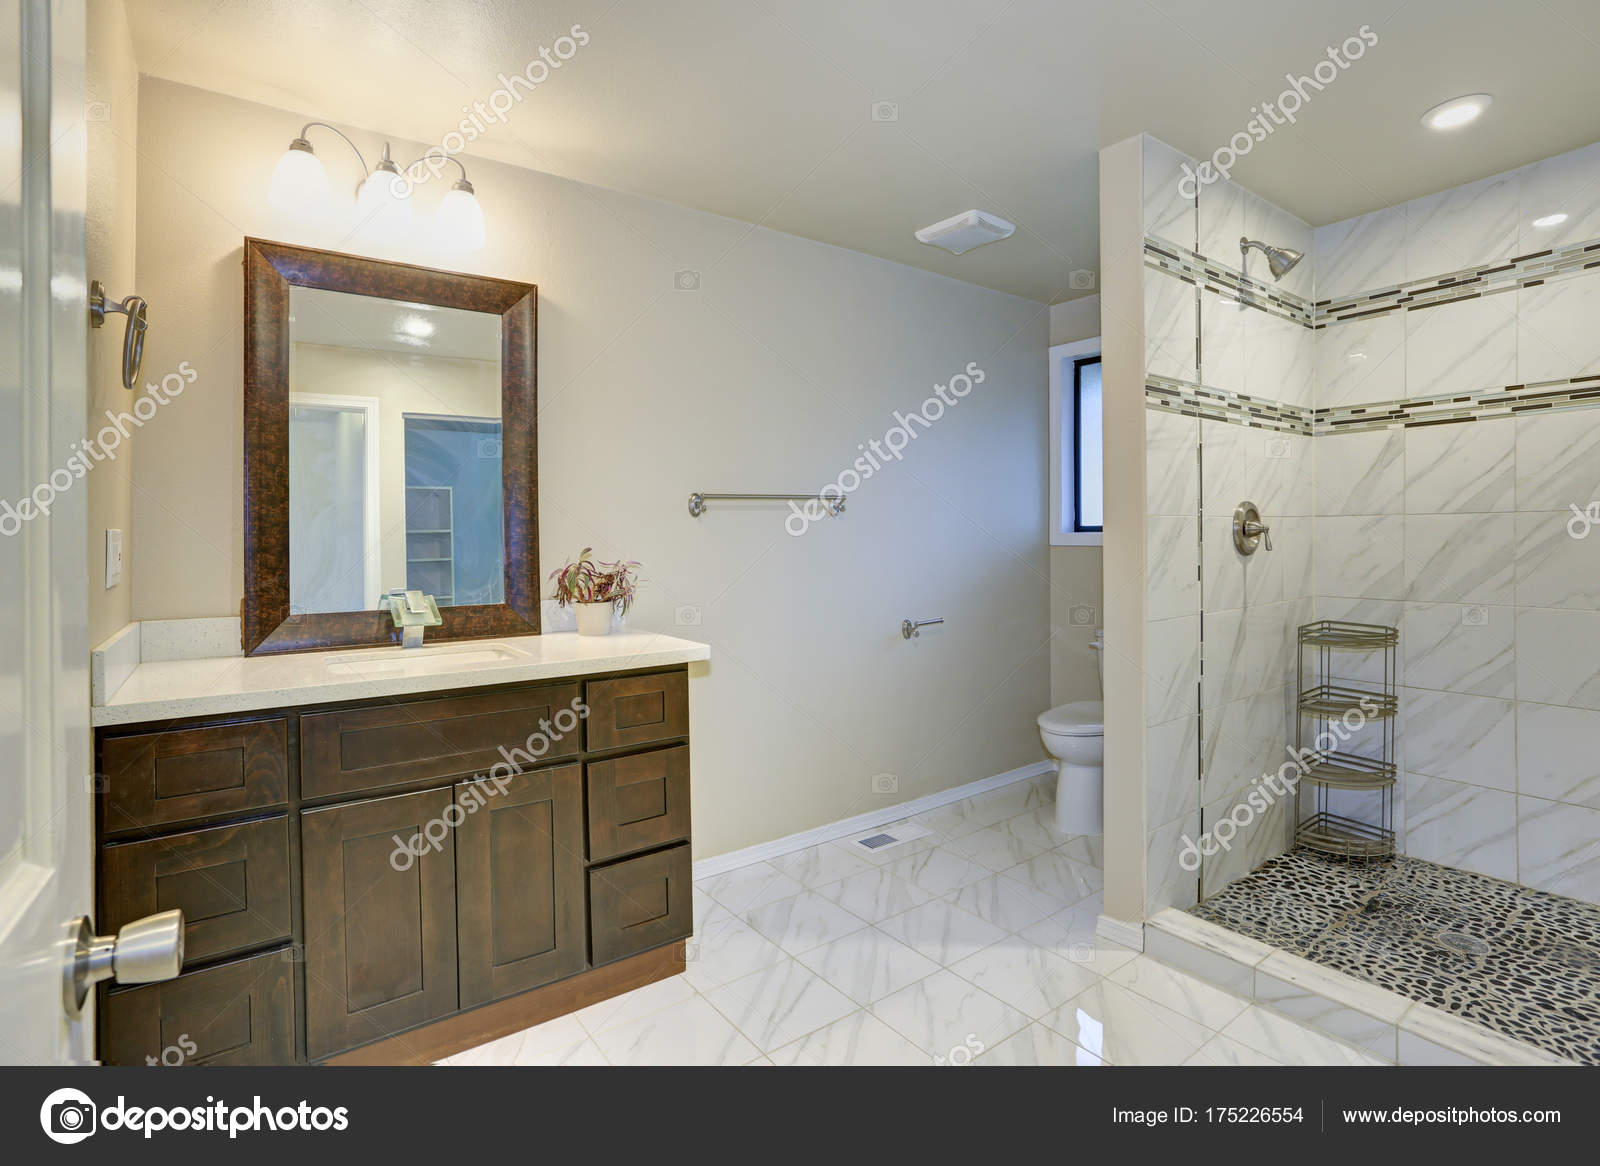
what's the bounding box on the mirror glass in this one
[287,286,503,614]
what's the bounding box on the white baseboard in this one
[1096,914,1145,952]
[691,760,1055,881]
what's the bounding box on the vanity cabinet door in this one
[302,789,458,1060]
[455,764,586,1007]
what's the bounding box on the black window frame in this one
[1071,355,1103,533]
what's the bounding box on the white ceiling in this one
[290,286,501,360]
[127,0,1600,303]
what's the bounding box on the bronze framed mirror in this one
[242,238,538,654]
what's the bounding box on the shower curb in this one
[1143,908,1577,1067]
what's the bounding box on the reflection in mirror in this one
[287,286,503,614]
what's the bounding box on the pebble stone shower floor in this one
[1190,849,1600,1065]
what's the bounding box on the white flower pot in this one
[575,600,614,636]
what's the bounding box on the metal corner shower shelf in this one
[1293,619,1398,860]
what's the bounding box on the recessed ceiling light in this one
[1532,213,1569,229]
[1421,93,1492,131]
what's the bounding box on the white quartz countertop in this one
[92,631,711,727]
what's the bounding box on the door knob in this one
[63,910,184,1015]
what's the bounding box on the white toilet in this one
[1037,630,1104,835]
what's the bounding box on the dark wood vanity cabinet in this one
[93,665,693,1065]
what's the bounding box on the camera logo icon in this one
[674,269,701,291]
[476,435,502,459]
[1462,605,1489,627]
[871,773,899,794]
[84,101,110,122]
[871,101,899,122]
[1264,436,1291,459]
[674,605,702,627]
[1069,269,1096,290]
[1069,604,1097,626]
[40,1088,97,1144]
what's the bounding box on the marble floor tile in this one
[571,973,697,1037]
[1184,1035,1280,1066]
[699,861,805,914]
[886,845,994,897]
[766,843,874,888]
[682,914,787,991]
[1107,956,1252,1030]
[811,867,936,923]
[743,890,869,955]
[1038,981,1214,1065]
[591,995,762,1066]
[875,898,1012,966]
[977,1022,1105,1066]
[947,937,1102,1018]
[946,873,1066,931]
[702,959,857,1051]
[767,1010,932,1066]
[794,927,939,1004]
[1003,850,1102,906]
[871,969,1032,1058]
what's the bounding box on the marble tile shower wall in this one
[1314,139,1600,908]
[1140,136,1318,914]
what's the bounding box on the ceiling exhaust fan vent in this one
[914,209,1016,255]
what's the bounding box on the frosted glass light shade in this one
[356,165,413,241]
[267,144,329,213]
[436,183,486,251]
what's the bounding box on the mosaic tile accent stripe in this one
[1146,234,1600,330]
[1191,849,1600,1066]
[1317,238,1600,323]
[1315,373,1600,434]
[1144,238,1314,328]
[1145,375,1312,435]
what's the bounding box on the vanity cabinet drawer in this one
[587,745,690,862]
[584,671,688,753]
[300,682,581,800]
[99,816,292,967]
[98,718,289,836]
[588,843,693,967]
[100,948,296,1066]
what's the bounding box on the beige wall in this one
[85,0,138,646]
[129,79,1052,857]
[1046,295,1103,708]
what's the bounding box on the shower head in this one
[1239,237,1304,281]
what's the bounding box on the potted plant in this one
[549,547,640,636]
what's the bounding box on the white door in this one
[0,0,94,1065]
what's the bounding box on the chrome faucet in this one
[384,589,442,647]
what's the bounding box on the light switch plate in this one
[105,528,123,589]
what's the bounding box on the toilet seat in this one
[1037,700,1103,737]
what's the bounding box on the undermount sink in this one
[322,642,527,676]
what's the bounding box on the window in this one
[1049,338,1104,545]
